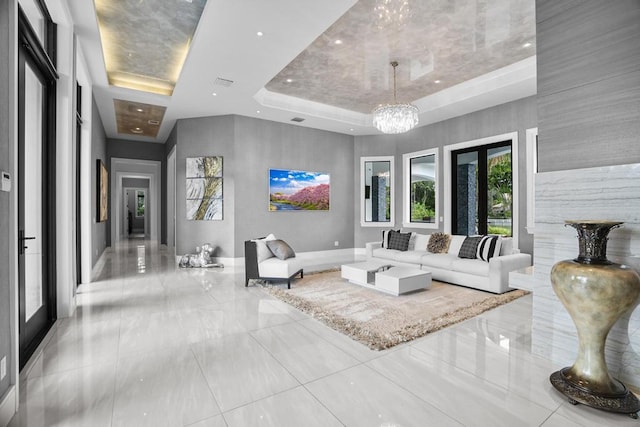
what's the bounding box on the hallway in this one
[8,242,633,426]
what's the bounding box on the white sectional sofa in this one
[366,234,531,294]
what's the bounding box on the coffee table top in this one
[375,267,429,279]
[342,261,394,273]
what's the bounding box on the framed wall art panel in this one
[186,156,223,220]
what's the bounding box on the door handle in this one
[18,230,36,254]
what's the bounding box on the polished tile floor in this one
[9,240,638,426]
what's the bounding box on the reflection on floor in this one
[9,240,636,426]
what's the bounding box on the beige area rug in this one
[259,270,528,350]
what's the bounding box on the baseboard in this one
[176,248,364,269]
[0,385,16,427]
[295,248,360,261]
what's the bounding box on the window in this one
[452,141,512,236]
[361,156,394,226]
[136,190,145,217]
[403,148,438,229]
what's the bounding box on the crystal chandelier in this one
[372,61,419,134]
[373,0,412,29]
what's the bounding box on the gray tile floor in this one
[9,240,637,426]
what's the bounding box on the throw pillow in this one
[381,229,398,248]
[477,235,502,262]
[254,233,276,263]
[427,232,450,253]
[458,236,483,259]
[414,233,430,251]
[266,239,296,260]
[387,230,411,251]
[406,232,417,251]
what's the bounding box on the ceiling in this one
[68,0,536,143]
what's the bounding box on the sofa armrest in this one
[489,253,532,293]
[366,241,382,258]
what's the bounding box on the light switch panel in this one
[1,171,10,192]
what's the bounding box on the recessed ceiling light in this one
[334,39,343,45]
[434,80,441,84]
[350,128,354,131]
[212,92,217,96]
[136,108,144,112]
[286,78,293,83]
[131,127,143,134]
[523,42,532,48]
[256,110,261,114]
[256,31,264,37]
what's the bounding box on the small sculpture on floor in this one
[179,243,223,268]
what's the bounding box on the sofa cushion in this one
[258,257,302,278]
[266,239,296,260]
[414,233,430,252]
[254,233,277,263]
[427,232,450,253]
[458,236,482,259]
[421,253,458,270]
[451,258,490,277]
[406,232,418,250]
[395,250,429,264]
[476,235,502,262]
[447,235,466,255]
[387,230,411,251]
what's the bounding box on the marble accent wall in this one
[532,163,640,388]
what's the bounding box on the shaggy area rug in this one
[259,270,528,350]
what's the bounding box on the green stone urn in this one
[550,220,640,418]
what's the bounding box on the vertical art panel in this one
[97,159,108,222]
[186,156,223,220]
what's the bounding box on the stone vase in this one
[550,220,640,417]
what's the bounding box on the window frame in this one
[360,156,395,227]
[402,148,439,229]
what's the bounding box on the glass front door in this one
[452,141,512,237]
[17,3,57,369]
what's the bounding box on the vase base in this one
[550,370,640,416]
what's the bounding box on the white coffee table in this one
[341,261,393,286]
[375,267,432,296]
[341,262,431,296]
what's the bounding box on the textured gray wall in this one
[175,116,235,256]
[91,98,108,268]
[106,138,167,245]
[0,0,12,400]
[354,96,537,255]
[233,115,354,257]
[165,123,177,157]
[536,0,640,172]
[174,115,355,257]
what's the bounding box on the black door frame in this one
[17,3,58,370]
[451,140,512,236]
[75,82,82,286]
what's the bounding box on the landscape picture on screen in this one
[269,169,330,211]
